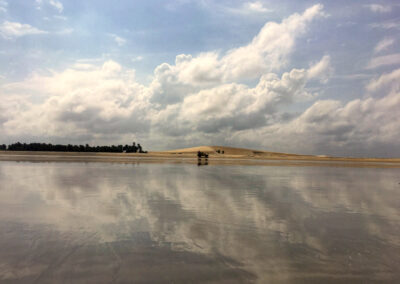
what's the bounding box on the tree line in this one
[0,142,147,153]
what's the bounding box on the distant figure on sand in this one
[197,151,208,159]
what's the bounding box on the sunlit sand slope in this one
[164,145,302,157]
[160,146,400,162]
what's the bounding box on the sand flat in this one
[1,146,400,168]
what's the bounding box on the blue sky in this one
[0,0,399,156]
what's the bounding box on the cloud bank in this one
[1,4,399,157]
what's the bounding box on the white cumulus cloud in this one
[366,68,400,93]
[243,1,272,13]
[307,55,333,83]
[374,37,395,54]
[364,4,392,13]
[231,68,400,157]
[0,21,47,39]
[36,0,63,13]
[149,4,325,105]
[1,61,150,140]
[110,34,127,46]
[367,53,400,69]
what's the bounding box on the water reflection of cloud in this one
[0,161,399,282]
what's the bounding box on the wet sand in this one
[1,150,400,168]
[0,161,399,283]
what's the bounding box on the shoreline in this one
[1,151,400,168]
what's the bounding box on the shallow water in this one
[0,161,399,283]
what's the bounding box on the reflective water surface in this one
[0,161,399,283]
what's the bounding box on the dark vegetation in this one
[1,142,147,153]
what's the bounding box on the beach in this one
[1,146,400,168]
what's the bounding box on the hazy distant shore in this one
[1,149,400,168]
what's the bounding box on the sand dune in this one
[160,145,400,162]
[165,145,307,157]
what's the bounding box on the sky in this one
[0,0,399,157]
